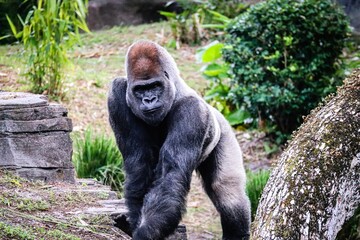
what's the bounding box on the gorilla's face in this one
[126,71,175,126]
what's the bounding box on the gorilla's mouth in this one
[143,107,161,114]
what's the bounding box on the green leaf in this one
[226,109,251,126]
[206,9,231,24]
[75,0,87,17]
[283,36,293,46]
[263,50,280,60]
[159,11,177,18]
[289,64,298,72]
[201,41,224,63]
[204,85,230,99]
[0,35,11,40]
[38,0,43,9]
[6,15,18,37]
[203,63,228,77]
[202,24,227,29]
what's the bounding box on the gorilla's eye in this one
[164,71,169,79]
[133,82,163,97]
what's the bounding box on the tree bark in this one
[252,69,360,239]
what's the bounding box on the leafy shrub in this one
[160,0,247,47]
[0,0,36,44]
[7,0,89,99]
[201,0,249,19]
[160,1,202,48]
[73,130,125,192]
[246,169,270,220]
[223,0,350,142]
[197,41,252,127]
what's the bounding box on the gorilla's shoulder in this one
[109,77,127,99]
[110,77,127,91]
[108,77,128,111]
[175,95,202,107]
[172,96,208,117]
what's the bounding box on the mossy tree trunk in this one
[252,69,360,239]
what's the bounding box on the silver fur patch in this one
[200,105,221,162]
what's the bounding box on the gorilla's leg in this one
[198,136,251,240]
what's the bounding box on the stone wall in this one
[0,92,74,182]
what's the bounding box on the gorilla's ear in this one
[127,41,162,80]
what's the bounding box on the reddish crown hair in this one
[127,41,162,80]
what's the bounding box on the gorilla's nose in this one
[143,96,158,106]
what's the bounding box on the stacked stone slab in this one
[0,92,74,182]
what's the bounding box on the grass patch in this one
[0,221,36,240]
[246,169,270,220]
[0,221,81,240]
[73,129,125,193]
[0,192,50,212]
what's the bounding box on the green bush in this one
[223,0,350,142]
[73,130,125,192]
[246,169,270,220]
[6,0,89,99]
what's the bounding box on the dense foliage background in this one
[223,0,350,142]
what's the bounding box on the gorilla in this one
[108,40,250,240]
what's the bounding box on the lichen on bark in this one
[252,69,360,240]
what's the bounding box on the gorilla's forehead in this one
[128,41,162,80]
[132,57,161,80]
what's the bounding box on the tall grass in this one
[246,169,270,220]
[72,130,125,192]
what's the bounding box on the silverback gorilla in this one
[108,40,250,240]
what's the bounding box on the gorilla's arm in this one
[108,78,156,232]
[133,97,208,239]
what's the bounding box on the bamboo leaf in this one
[0,35,11,40]
[206,9,230,23]
[159,11,177,18]
[202,24,227,29]
[6,15,18,37]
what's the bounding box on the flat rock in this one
[0,117,72,134]
[0,92,48,110]
[0,104,68,121]
[78,196,188,239]
[53,179,118,199]
[16,167,75,183]
[0,132,73,168]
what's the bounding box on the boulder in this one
[0,92,75,183]
[87,0,180,30]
